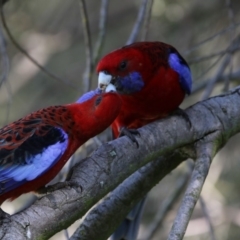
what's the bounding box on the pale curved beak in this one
[98,71,112,90]
[105,83,116,92]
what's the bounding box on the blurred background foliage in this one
[0,0,240,239]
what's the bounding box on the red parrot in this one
[96,41,192,239]
[0,88,121,204]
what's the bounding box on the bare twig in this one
[79,0,93,91]
[1,80,12,126]
[194,54,224,82]
[199,197,216,240]
[168,140,217,240]
[223,0,236,92]
[0,24,11,125]
[188,44,240,65]
[201,35,240,99]
[141,0,153,41]
[191,34,240,82]
[0,25,9,88]
[184,21,240,55]
[93,0,109,66]
[0,4,69,85]
[201,54,231,100]
[126,0,148,45]
[145,166,191,240]
[226,0,235,26]
[192,70,240,94]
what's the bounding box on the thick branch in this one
[0,87,240,239]
[70,149,192,240]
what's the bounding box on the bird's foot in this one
[173,108,192,128]
[37,181,81,195]
[119,127,140,148]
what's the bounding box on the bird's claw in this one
[173,108,192,128]
[119,127,140,148]
[37,181,81,195]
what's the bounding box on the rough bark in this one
[0,87,240,239]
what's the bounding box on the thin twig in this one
[0,25,9,88]
[79,0,93,91]
[226,0,236,26]
[201,35,240,100]
[223,0,236,92]
[199,197,216,240]
[126,0,148,45]
[0,4,69,85]
[2,86,12,125]
[145,165,191,240]
[194,54,224,82]
[141,0,153,41]
[93,0,109,66]
[168,141,216,240]
[192,69,240,94]
[201,54,232,100]
[188,44,240,64]
[0,23,11,125]
[184,21,240,55]
[189,33,240,83]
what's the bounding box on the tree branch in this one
[0,87,239,239]
[201,35,240,99]
[126,0,148,45]
[141,0,153,41]
[0,3,69,85]
[199,196,216,240]
[69,87,240,240]
[145,167,191,240]
[168,139,216,240]
[0,25,9,89]
[71,150,192,240]
[79,0,93,91]
[93,0,109,66]
[192,69,240,94]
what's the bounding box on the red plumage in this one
[0,92,121,204]
[97,42,191,138]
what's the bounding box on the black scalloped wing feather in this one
[0,107,69,194]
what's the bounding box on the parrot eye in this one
[119,61,127,71]
[103,70,109,75]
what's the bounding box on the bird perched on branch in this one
[97,41,192,240]
[0,87,121,204]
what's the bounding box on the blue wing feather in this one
[168,52,192,95]
[0,127,68,194]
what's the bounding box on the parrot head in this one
[97,42,192,96]
[96,46,151,95]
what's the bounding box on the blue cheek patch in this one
[120,71,144,93]
[168,53,192,95]
[76,88,101,103]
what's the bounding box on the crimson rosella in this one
[97,41,192,240]
[0,87,121,204]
